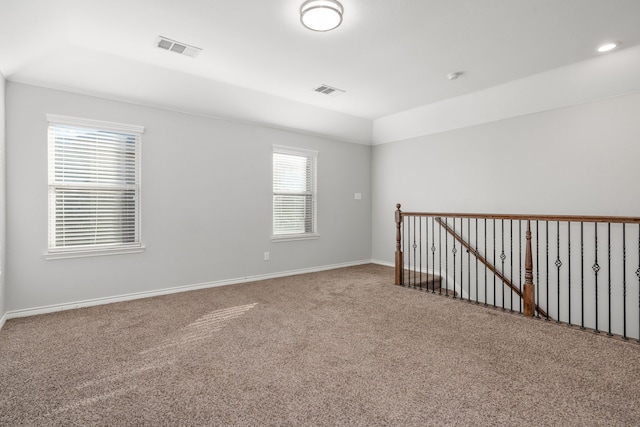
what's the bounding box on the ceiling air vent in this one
[313,84,345,97]
[156,36,202,58]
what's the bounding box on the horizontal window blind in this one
[273,148,317,237]
[48,117,142,252]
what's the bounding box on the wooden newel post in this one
[395,203,403,286]
[523,220,535,317]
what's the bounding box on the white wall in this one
[0,73,5,326]
[372,90,640,264]
[5,82,372,313]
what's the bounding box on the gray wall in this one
[372,91,640,264]
[6,82,372,312]
[0,73,5,323]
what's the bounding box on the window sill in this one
[44,245,145,260]
[271,233,319,243]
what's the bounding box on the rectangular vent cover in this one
[313,84,345,97]
[156,36,202,58]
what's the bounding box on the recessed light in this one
[597,42,618,53]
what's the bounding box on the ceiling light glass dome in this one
[300,0,344,32]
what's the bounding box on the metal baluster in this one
[445,218,449,297]
[452,217,457,298]
[407,217,411,288]
[413,216,417,288]
[581,222,584,329]
[476,218,479,304]
[493,219,496,308]
[460,218,464,300]
[501,219,505,310]
[556,221,562,323]
[519,220,522,314]
[623,223,627,340]
[637,224,639,343]
[459,218,464,299]
[426,216,429,291]
[594,222,600,333]
[546,221,550,321]
[484,219,487,306]
[607,222,612,336]
[418,217,422,290]
[509,219,513,313]
[468,218,472,302]
[568,221,572,326]
[536,220,540,319]
[402,217,406,287]
[432,217,436,294]
[439,218,443,295]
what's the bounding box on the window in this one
[46,114,144,259]
[272,146,318,241]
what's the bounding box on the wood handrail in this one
[435,217,548,318]
[401,211,640,224]
[395,204,640,326]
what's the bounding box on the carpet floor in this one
[1,264,639,426]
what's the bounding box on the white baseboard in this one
[371,259,393,268]
[0,312,7,331]
[5,259,373,320]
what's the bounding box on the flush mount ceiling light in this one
[300,0,343,32]
[597,42,618,53]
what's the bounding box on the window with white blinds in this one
[46,114,144,258]
[273,146,318,240]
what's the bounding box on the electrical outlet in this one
[264,252,270,261]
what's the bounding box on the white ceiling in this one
[2,0,640,144]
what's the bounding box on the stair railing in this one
[394,203,640,341]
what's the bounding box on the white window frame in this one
[45,114,145,259]
[272,145,319,242]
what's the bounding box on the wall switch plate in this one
[354,193,362,200]
[264,252,270,261]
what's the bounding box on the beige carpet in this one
[1,264,639,426]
